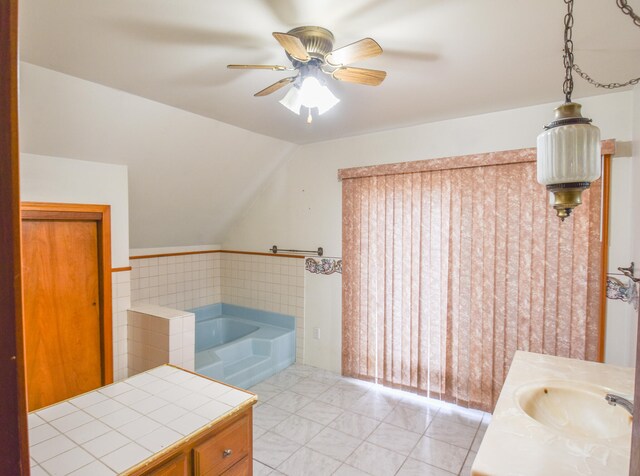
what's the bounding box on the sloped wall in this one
[18,62,296,249]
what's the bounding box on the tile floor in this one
[249,364,490,476]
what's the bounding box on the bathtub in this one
[191,304,296,389]
[195,317,259,351]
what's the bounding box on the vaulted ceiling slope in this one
[19,0,640,145]
[19,63,296,248]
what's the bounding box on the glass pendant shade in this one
[298,77,340,114]
[279,86,303,115]
[537,106,601,185]
[279,76,340,116]
[536,102,601,220]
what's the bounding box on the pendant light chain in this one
[617,0,640,27]
[573,65,640,88]
[537,0,602,222]
[563,0,575,103]
[570,0,640,90]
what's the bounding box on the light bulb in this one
[299,77,324,107]
[299,77,340,114]
[280,75,340,118]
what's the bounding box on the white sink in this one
[473,352,635,476]
[515,380,633,439]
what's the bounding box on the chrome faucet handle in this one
[605,393,634,416]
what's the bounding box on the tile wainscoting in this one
[130,252,221,311]
[111,270,130,382]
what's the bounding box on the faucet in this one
[605,393,634,416]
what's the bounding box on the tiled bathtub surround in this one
[221,253,305,361]
[130,252,221,310]
[127,304,195,375]
[129,250,305,364]
[111,270,131,382]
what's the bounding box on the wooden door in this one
[21,203,112,411]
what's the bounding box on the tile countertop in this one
[472,351,634,476]
[28,365,257,476]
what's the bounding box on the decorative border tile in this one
[606,276,638,310]
[305,258,342,275]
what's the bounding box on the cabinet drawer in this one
[194,414,250,475]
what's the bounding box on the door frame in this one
[597,154,612,362]
[0,0,28,472]
[21,202,114,385]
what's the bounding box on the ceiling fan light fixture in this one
[279,86,303,115]
[298,77,340,115]
[232,26,384,121]
[316,91,340,115]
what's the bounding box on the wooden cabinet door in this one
[22,218,104,410]
[220,457,250,476]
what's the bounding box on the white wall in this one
[304,272,342,371]
[633,86,640,274]
[19,62,296,249]
[20,153,130,267]
[224,91,636,372]
[632,86,640,369]
[605,156,636,366]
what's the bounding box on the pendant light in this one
[536,0,601,221]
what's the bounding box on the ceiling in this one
[19,0,640,144]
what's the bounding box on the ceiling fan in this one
[227,26,387,121]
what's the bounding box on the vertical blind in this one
[341,153,602,412]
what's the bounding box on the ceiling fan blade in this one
[325,38,382,66]
[227,64,289,71]
[333,67,387,86]
[254,76,296,97]
[272,32,310,62]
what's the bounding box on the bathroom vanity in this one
[473,351,634,476]
[28,364,257,475]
